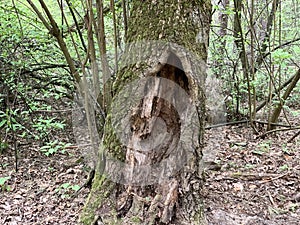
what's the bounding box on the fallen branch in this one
[259,172,290,184]
[227,172,290,182]
[268,69,300,130]
[205,120,249,129]
[256,72,297,112]
[287,130,300,143]
[257,126,300,139]
[205,119,291,130]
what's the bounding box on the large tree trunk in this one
[80,1,211,224]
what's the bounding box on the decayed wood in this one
[80,1,212,224]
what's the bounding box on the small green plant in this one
[271,49,292,66]
[55,182,80,198]
[228,161,238,169]
[268,206,286,215]
[291,110,300,117]
[0,163,9,169]
[287,203,299,212]
[0,176,11,191]
[0,109,26,134]
[281,144,294,155]
[244,164,255,170]
[0,141,9,154]
[40,140,71,156]
[33,117,66,140]
[279,164,289,171]
[130,216,141,223]
[48,166,55,172]
[252,141,271,155]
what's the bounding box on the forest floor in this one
[203,121,300,225]
[0,111,300,224]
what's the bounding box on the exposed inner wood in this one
[116,54,192,223]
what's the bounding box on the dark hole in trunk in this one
[156,53,190,94]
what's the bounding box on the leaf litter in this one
[0,114,300,224]
[202,123,300,225]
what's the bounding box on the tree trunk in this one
[218,0,230,42]
[80,1,211,224]
[214,0,230,78]
[268,69,300,130]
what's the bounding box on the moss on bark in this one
[80,0,211,224]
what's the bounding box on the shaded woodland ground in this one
[0,106,299,225]
[1,0,299,224]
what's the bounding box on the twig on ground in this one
[205,119,291,130]
[257,126,300,139]
[226,172,290,182]
[287,130,300,143]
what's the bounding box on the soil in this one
[0,112,299,224]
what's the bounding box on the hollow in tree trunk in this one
[80,1,212,224]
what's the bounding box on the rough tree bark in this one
[218,0,230,45]
[80,1,212,224]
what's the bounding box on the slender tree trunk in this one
[268,69,300,130]
[255,0,279,72]
[80,1,212,224]
[214,0,229,78]
[218,0,230,43]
